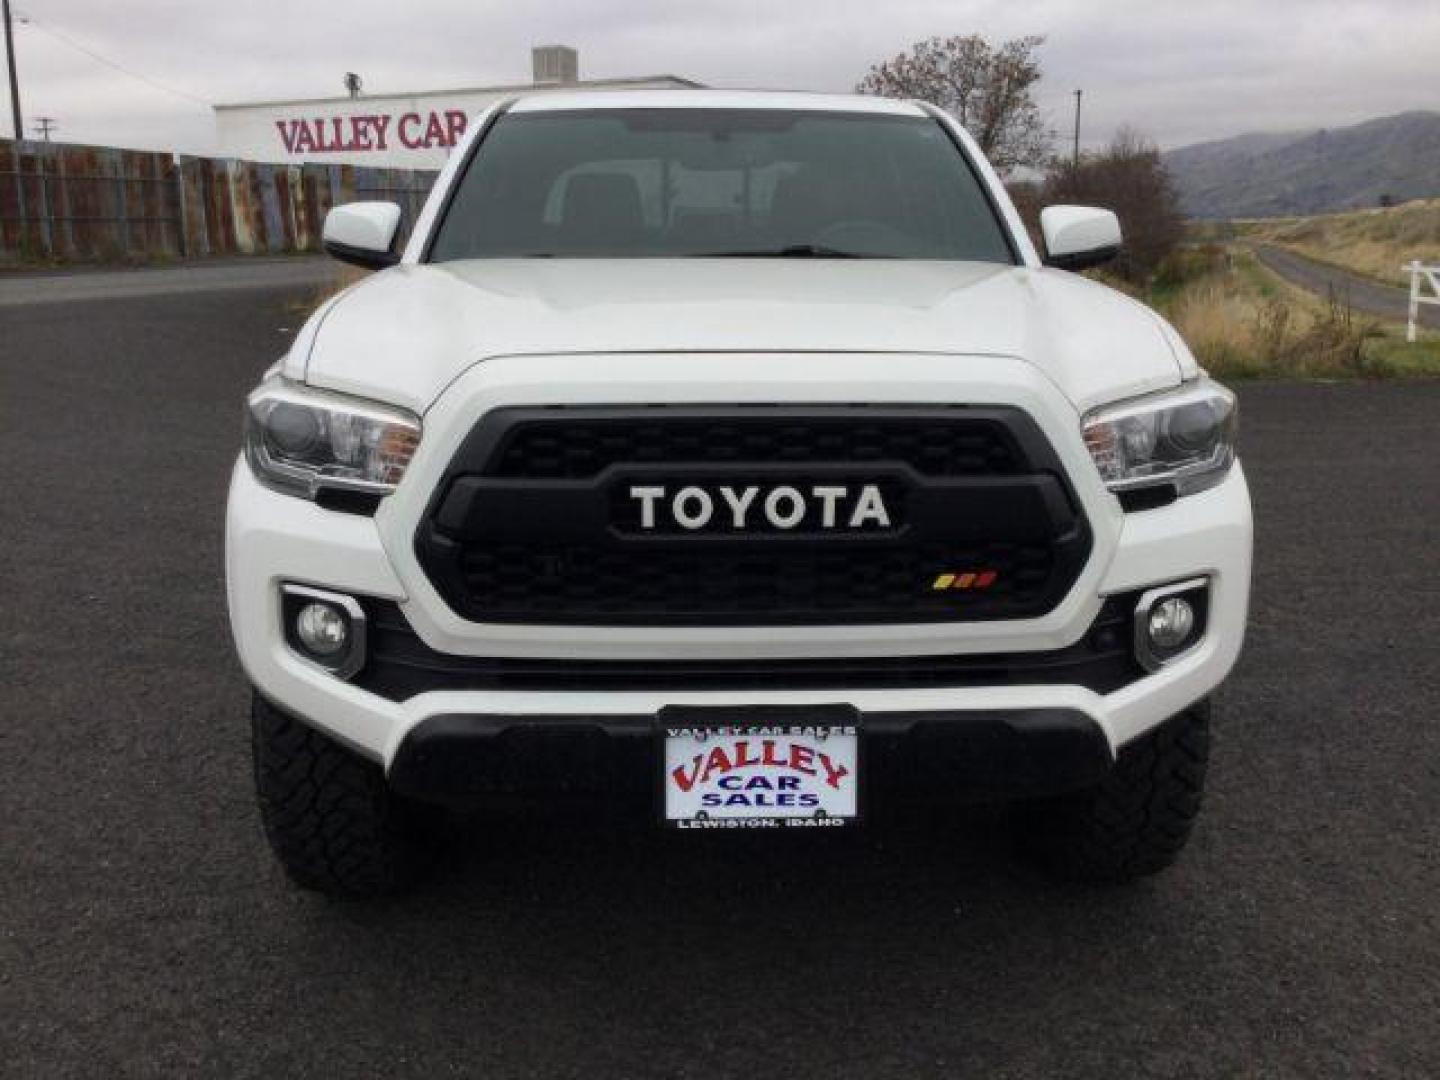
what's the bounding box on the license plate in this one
[659,705,860,830]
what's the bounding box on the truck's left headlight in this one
[1082,378,1237,498]
[244,379,421,500]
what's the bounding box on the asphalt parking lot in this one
[2,279,1438,1078]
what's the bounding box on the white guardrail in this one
[1404,260,1440,342]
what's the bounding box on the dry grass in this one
[1231,198,1440,284]
[1153,249,1423,379]
[1167,277,1267,376]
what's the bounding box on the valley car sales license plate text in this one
[662,722,859,829]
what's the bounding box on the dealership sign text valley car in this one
[274,111,469,155]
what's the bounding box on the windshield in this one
[426,108,1017,262]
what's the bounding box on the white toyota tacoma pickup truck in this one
[227,90,1251,896]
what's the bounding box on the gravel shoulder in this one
[1254,244,1440,329]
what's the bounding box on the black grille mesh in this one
[491,414,1024,479]
[458,540,1055,623]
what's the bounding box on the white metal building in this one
[213,47,702,168]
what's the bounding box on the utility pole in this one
[1072,89,1083,174]
[3,0,22,141]
[34,115,54,141]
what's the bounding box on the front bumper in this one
[227,460,1250,774]
[386,708,1114,807]
[227,351,1252,779]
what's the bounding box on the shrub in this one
[1152,244,1228,292]
[1043,128,1184,284]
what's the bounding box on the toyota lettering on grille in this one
[627,483,892,532]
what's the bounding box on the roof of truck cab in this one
[507,89,931,116]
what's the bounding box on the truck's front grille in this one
[414,405,1092,626]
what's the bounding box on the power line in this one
[18,12,209,107]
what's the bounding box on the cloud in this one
[4,0,1437,154]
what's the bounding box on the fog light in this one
[1133,578,1209,672]
[296,602,349,656]
[281,584,368,680]
[1147,597,1196,650]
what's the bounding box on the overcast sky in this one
[6,0,1439,155]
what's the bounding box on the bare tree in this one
[856,35,1050,171]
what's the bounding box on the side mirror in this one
[322,202,402,269]
[1040,205,1122,271]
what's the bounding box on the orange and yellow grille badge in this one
[932,570,999,591]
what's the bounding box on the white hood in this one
[294,259,1194,415]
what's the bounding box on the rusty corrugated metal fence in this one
[0,138,437,263]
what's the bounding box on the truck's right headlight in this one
[1082,379,1237,497]
[244,378,421,501]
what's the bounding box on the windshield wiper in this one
[700,245,888,259]
[496,247,894,259]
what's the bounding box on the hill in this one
[1165,111,1440,219]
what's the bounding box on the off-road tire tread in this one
[1023,701,1210,883]
[251,693,425,897]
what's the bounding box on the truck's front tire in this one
[251,693,430,897]
[1018,701,1210,883]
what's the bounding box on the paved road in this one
[0,256,340,307]
[3,280,1439,1078]
[1255,244,1440,330]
